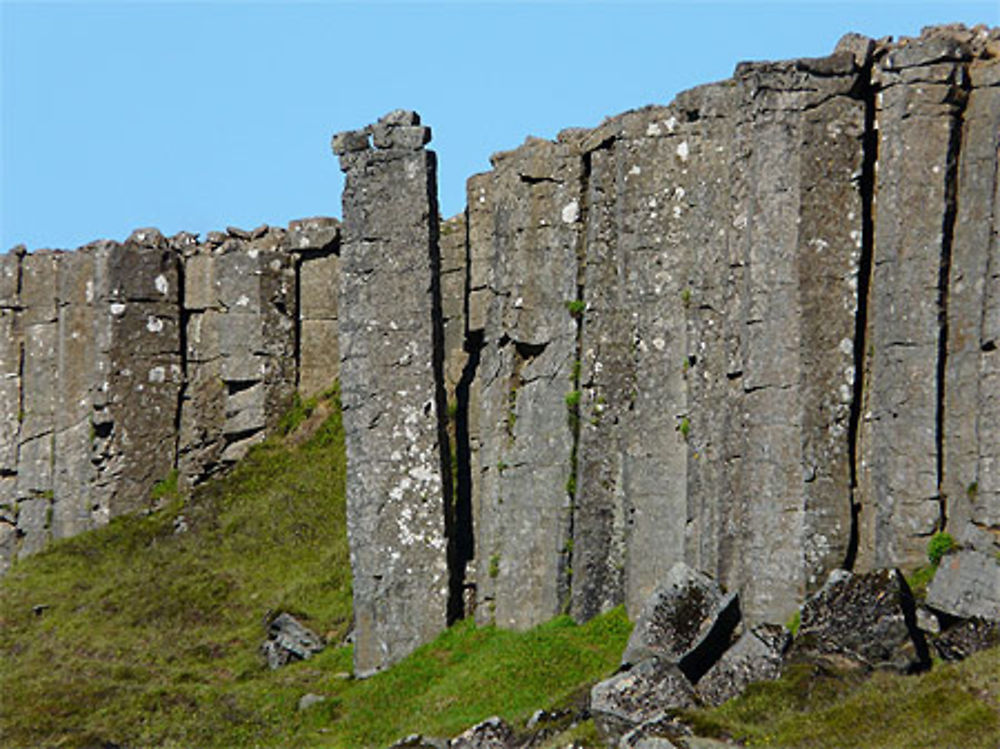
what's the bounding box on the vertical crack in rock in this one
[292,254,303,390]
[451,327,481,620]
[935,70,970,531]
[560,149,591,613]
[172,254,188,471]
[424,151,460,627]
[844,57,878,571]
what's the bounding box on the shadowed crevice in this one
[844,58,876,572]
[935,68,970,533]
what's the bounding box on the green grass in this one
[4,384,998,749]
[0,388,631,748]
[681,648,1000,748]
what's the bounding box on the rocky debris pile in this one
[384,552,1000,748]
[261,612,326,670]
[916,544,1000,660]
[591,563,785,744]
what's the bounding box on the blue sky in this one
[3,1,998,251]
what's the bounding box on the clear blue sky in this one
[3,1,997,251]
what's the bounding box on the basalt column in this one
[860,35,975,569]
[473,137,583,629]
[333,111,451,676]
[942,50,1000,546]
[730,52,865,621]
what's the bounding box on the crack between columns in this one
[844,59,877,571]
[559,150,591,614]
[935,68,970,533]
[172,251,187,475]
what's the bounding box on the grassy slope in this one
[2,390,998,748]
[0,393,630,748]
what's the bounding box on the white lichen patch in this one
[146,316,164,333]
[148,366,166,383]
[561,200,580,224]
[646,122,662,137]
[236,295,250,307]
[665,115,678,132]
[154,274,169,295]
[676,141,689,161]
[110,302,127,316]
[629,165,642,176]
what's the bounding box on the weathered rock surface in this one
[591,659,698,742]
[696,624,790,707]
[334,111,452,676]
[262,612,325,669]
[930,616,1000,661]
[0,219,339,570]
[926,550,1000,621]
[621,563,740,684]
[787,568,929,671]
[448,717,514,749]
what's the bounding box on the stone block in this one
[299,252,339,319]
[299,319,339,397]
[788,568,929,671]
[622,562,740,684]
[183,253,216,310]
[697,624,790,706]
[591,659,697,742]
[926,550,1000,621]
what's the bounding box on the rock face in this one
[0,220,340,573]
[5,24,1000,683]
[333,111,453,677]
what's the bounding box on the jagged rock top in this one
[331,108,432,162]
[8,217,340,257]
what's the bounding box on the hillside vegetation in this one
[0,390,629,748]
[2,389,998,748]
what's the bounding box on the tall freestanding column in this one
[332,111,452,676]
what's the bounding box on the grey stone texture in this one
[473,136,583,630]
[621,563,740,683]
[786,568,929,672]
[591,659,698,742]
[696,624,790,707]
[0,219,338,571]
[334,110,452,676]
[926,549,1000,621]
[261,612,326,670]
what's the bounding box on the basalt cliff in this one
[3,24,999,681]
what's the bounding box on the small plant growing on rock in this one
[927,531,958,567]
[678,416,691,440]
[565,299,585,318]
[489,553,501,579]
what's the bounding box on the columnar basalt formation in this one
[2,23,997,680]
[328,25,998,673]
[332,110,452,676]
[0,221,340,574]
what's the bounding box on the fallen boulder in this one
[449,716,514,749]
[261,612,325,670]
[926,550,1000,622]
[786,568,929,672]
[622,562,740,683]
[930,617,1000,661]
[591,659,698,742]
[696,624,790,707]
